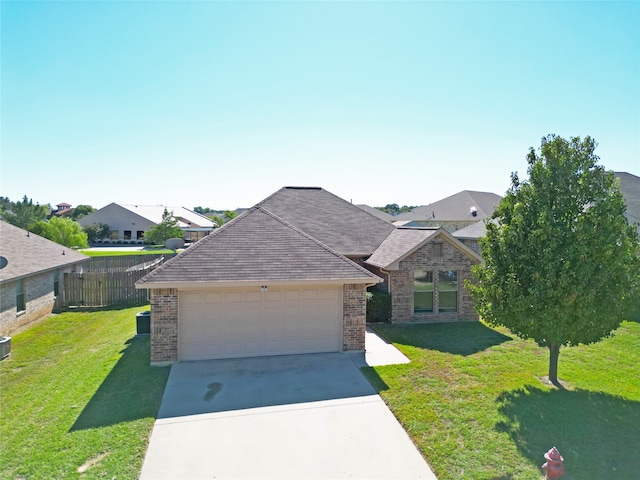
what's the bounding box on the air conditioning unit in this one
[0,336,11,360]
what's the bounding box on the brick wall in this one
[390,238,479,323]
[342,283,366,351]
[150,288,178,364]
[0,271,56,336]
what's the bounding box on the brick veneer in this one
[148,284,368,364]
[342,283,367,351]
[1,271,58,336]
[150,288,178,364]
[390,239,479,323]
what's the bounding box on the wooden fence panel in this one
[59,255,166,308]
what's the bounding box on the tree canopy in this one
[2,196,48,230]
[31,217,89,249]
[145,209,184,245]
[70,204,95,220]
[467,135,640,385]
[82,223,112,243]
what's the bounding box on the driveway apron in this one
[140,352,436,479]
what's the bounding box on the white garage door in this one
[179,286,342,361]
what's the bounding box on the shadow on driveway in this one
[157,352,376,419]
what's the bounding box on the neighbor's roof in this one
[256,187,396,256]
[366,226,482,270]
[117,204,215,228]
[452,220,489,240]
[0,221,88,284]
[136,206,382,288]
[80,203,214,228]
[394,190,502,222]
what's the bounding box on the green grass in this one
[365,320,640,479]
[0,306,171,479]
[81,248,175,257]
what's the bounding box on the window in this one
[124,230,132,240]
[432,243,443,257]
[414,270,434,313]
[137,231,145,240]
[16,279,25,312]
[111,231,119,240]
[438,270,458,313]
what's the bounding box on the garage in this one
[179,286,342,361]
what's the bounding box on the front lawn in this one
[0,306,171,479]
[366,320,640,479]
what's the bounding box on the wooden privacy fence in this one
[56,254,167,309]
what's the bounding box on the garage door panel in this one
[179,286,342,361]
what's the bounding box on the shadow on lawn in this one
[70,336,170,431]
[496,386,640,478]
[374,321,512,356]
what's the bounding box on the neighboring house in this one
[394,190,502,232]
[52,202,74,217]
[78,203,215,243]
[136,187,481,365]
[356,204,395,222]
[616,172,640,238]
[0,221,88,336]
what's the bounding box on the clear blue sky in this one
[2,1,639,210]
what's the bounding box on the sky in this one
[2,1,639,211]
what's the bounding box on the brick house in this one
[0,221,88,336]
[136,187,482,365]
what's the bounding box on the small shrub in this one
[366,291,391,322]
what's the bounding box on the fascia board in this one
[135,277,382,290]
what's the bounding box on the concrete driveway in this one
[141,347,436,479]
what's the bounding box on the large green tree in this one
[467,135,640,385]
[70,204,95,220]
[31,217,89,249]
[3,196,48,230]
[145,209,184,245]
[82,222,112,243]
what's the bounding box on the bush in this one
[366,291,391,322]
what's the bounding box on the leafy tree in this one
[467,135,640,385]
[31,217,89,248]
[210,210,239,228]
[70,204,95,220]
[376,204,417,215]
[3,196,48,230]
[82,223,112,243]
[145,209,184,245]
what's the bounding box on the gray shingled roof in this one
[394,190,502,222]
[366,226,483,269]
[366,228,439,269]
[0,221,88,284]
[356,204,395,222]
[136,206,381,287]
[257,187,396,256]
[452,220,489,240]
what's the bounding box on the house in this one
[0,221,88,335]
[52,202,74,217]
[394,190,502,232]
[136,187,482,365]
[616,172,640,238]
[78,203,215,243]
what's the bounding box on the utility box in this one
[0,336,11,360]
[136,311,151,335]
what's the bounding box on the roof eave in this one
[136,277,382,290]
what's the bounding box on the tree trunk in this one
[548,343,561,386]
